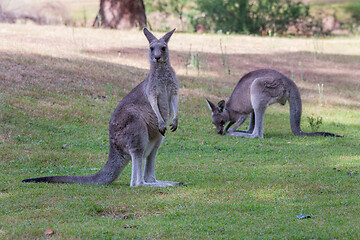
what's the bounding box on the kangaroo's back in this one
[227,69,288,114]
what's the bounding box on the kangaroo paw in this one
[159,127,167,136]
[170,118,178,132]
[170,123,177,132]
[158,121,167,136]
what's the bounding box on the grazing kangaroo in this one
[206,69,342,138]
[22,28,183,187]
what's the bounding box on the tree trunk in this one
[93,0,147,30]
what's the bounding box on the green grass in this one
[1,23,360,239]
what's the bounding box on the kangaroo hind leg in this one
[227,79,270,138]
[250,77,285,138]
[143,138,181,187]
[129,150,146,187]
[249,105,267,138]
[246,112,255,133]
[130,138,181,187]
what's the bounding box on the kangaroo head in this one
[206,99,229,135]
[143,28,176,64]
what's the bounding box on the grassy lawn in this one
[1,23,360,239]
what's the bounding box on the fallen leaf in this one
[44,228,54,235]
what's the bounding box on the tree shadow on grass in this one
[81,46,360,108]
[0,51,148,98]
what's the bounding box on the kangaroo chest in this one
[156,81,175,123]
[147,69,177,124]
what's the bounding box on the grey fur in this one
[206,69,342,138]
[22,28,183,187]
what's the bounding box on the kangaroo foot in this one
[142,180,185,187]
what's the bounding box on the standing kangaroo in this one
[22,28,183,187]
[206,69,342,138]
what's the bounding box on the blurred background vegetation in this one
[0,0,360,36]
[144,0,360,35]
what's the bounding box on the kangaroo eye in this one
[150,47,154,51]
[161,47,166,51]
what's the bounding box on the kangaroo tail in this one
[22,145,130,185]
[22,175,98,184]
[287,80,342,138]
[298,131,343,137]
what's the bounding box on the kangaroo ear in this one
[206,99,217,112]
[143,28,157,43]
[160,28,176,43]
[217,100,226,112]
